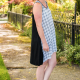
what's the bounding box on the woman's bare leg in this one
[44,52,57,80]
[36,60,48,80]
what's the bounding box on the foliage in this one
[19,18,32,38]
[24,18,32,29]
[16,22,21,30]
[47,1,75,23]
[8,0,34,5]
[47,0,80,24]
[19,26,32,38]
[75,34,80,45]
[22,5,32,15]
[11,21,21,30]
[47,0,75,12]
[47,1,64,11]
[56,42,80,66]
[62,0,75,10]
[8,0,33,15]
[26,26,32,38]
[0,53,11,80]
[11,22,16,28]
[55,28,65,51]
[0,0,8,14]
[75,0,80,13]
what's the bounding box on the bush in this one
[48,0,75,12]
[23,5,32,16]
[62,0,75,11]
[12,2,33,15]
[8,0,33,15]
[55,28,65,51]
[20,18,32,38]
[76,0,80,13]
[20,26,32,38]
[57,42,80,66]
[48,1,74,23]
[74,52,80,65]
[47,1,64,12]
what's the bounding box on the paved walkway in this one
[0,21,8,24]
[0,24,80,80]
[0,17,8,23]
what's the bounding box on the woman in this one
[30,0,57,80]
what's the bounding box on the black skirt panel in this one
[30,13,43,66]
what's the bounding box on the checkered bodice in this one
[34,1,55,44]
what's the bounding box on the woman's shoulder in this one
[33,1,42,11]
[33,1,42,15]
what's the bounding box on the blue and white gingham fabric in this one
[34,0,57,63]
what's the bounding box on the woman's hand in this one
[43,42,49,52]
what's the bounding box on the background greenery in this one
[57,43,80,66]
[0,0,8,14]
[75,0,80,13]
[47,0,75,12]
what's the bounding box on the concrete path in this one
[0,23,80,80]
[0,17,8,23]
[0,21,8,24]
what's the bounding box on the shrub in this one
[20,26,32,38]
[57,42,80,66]
[47,0,75,12]
[48,1,74,23]
[62,0,75,11]
[47,1,64,11]
[20,18,32,38]
[76,0,80,13]
[22,5,32,15]
[8,0,33,15]
[74,52,80,66]
[75,34,80,45]
[55,28,65,51]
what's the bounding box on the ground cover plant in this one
[0,53,11,80]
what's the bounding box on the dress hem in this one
[43,50,57,63]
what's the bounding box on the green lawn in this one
[0,53,11,80]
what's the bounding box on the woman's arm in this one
[33,3,49,51]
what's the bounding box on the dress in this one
[30,0,57,64]
[35,0,57,63]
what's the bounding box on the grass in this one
[0,53,11,80]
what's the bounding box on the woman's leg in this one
[44,52,57,80]
[36,60,48,80]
